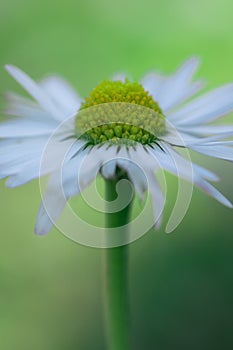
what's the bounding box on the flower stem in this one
[104,177,132,350]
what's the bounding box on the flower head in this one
[1,58,233,242]
[75,79,165,145]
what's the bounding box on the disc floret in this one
[75,80,165,145]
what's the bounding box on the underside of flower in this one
[75,80,165,145]
[2,59,233,238]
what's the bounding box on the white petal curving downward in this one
[35,147,87,235]
[151,143,233,208]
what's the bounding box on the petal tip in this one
[5,180,15,188]
[4,64,16,74]
[34,225,48,236]
[226,201,233,209]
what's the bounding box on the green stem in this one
[104,177,132,350]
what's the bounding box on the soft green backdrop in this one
[0,0,233,349]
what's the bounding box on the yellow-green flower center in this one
[75,80,165,145]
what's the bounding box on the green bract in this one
[75,80,165,145]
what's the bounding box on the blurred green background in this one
[0,0,233,349]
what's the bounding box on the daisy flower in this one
[1,58,233,238]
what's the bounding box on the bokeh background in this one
[0,0,233,349]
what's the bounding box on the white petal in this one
[158,58,204,112]
[127,144,165,225]
[173,125,233,147]
[192,134,233,144]
[0,149,41,170]
[77,144,116,189]
[35,147,88,235]
[155,143,218,182]
[40,76,81,117]
[35,173,68,235]
[5,65,63,120]
[62,148,89,198]
[0,159,37,180]
[170,83,233,125]
[5,93,55,122]
[0,137,82,174]
[141,57,203,112]
[197,180,233,208]
[160,122,201,147]
[129,144,159,171]
[5,158,44,187]
[149,145,194,183]
[140,72,164,100]
[191,164,219,182]
[112,147,147,201]
[162,123,233,148]
[115,146,130,168]
[101,159,117,179]
[126,163,147,201]
[0,119,55,137]
[0,137,47,159]
[189,143,233,162]
[204,140,233,146]
[152,143,232,208]
[5,92,39,107]
[4,138,80,187]
[5,105,52,122]
[176,124,233,138]
[147,170,165,227]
